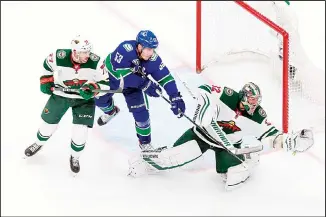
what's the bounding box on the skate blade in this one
[23,154,30,159]
[70,171,78,177]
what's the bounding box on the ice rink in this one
[1,1,325,216]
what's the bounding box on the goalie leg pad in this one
[128,140,203,177]
[225,163,251,191]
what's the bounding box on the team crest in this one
[90,53,99,61]
[224,87,234,96]
[63,79,87,87]
[57,50,66,59]
[258,108,267,117]
[44,108,50,114]
[217,120,241,134]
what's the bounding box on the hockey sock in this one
[135,119,151,144]
[70,124,88,158]
[99,101,115,115]
[35,121,58,146]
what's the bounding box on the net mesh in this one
[198,1,325,133]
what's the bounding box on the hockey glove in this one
[79,82,100,100]
[274,129,314,154]
[169,92,186,118]
[284,129,314,154]
[139,79,162,98]
[40,75,55,95]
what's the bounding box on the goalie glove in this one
[274,129,314,154]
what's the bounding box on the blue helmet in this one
[136,30,159,49]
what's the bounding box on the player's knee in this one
[39,120,58,137]
[132,109,149,123]
[72,124,88,145]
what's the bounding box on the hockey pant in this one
[35,94,93,158]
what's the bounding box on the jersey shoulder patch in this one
[56,49,69,59]
[219,87,239,111]
[89,53,100,62]
[223,86,234,96]
[123,43,133,52]
[258,107,267,118]
[149,52,159,61]
[248,106,267,124]
[55,49,72,67]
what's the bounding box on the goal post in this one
[195,1,322,134]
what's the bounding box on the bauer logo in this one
[217,120,241,134]
[131,103,145,109]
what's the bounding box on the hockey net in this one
[196,1,325,134]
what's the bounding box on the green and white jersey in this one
[42,49,110,99]
[193,84,279,149]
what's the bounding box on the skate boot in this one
[139,142,154,151]
[70,155,80,174]
[24,143,42,157]
[97,106,120,126]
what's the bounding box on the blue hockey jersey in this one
[104,40,179,96]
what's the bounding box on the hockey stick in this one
[172,71,197,99]
[155,90,247,164]
[138,72,247,165]
[51,87,123,94]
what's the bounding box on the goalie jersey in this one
[194,84,280,148]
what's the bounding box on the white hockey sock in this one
[35,121,58,146]
[70,124,88,159]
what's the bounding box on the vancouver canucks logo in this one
[217,120,241,134]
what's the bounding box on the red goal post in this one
[196,1,290,133]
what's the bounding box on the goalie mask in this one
[239,82,262,115]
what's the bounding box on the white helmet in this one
[71,35,93,53]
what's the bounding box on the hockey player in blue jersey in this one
[95,30,186,150]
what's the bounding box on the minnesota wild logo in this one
[63,79,87,88]
[217,120,241,134]
[44,108,50,114]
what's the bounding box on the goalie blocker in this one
[128,82,314,191]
